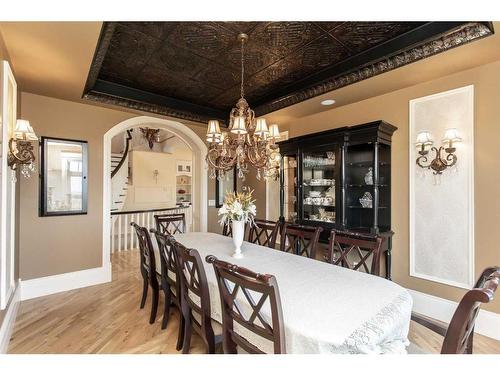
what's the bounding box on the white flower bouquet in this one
[218,190,256,225]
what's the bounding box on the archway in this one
[102,116,207,264]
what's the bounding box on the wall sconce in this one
[140,127,161,149]
[415,128,462,175]
[7,119,38,178]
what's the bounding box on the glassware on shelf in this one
[304,154,335,168]
[359,192,373,208]
[364,167,373,185]
[308,191,322,198]
[308,178,334,186]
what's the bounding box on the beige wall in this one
[18,92,217,280]
[124,150,177,210]
[275,60,500,314]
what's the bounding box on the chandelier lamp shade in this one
[205,33,281,181]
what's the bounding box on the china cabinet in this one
[278,120,397,279]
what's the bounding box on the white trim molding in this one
[0,281,21,353]
[20,264,111,301]
[409,85,475,289]
[408,289,500,341]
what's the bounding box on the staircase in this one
[111,153,129,213]
[111,130,133,214]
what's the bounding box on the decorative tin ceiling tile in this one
[84,22,494,123]
[249,22,324,57]
[100,24,162,77]
[331,22,424,53]
[119,21,179,40]
[165,22,234,60]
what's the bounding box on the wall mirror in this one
[215,167,237,208]
[40,137,88,216]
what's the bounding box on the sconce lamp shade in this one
[415,131,433,147]
[206,120,222,143]
[14,120,38,141]
[230,116,247,135]
[268,124,281,140]
[442,128,462,144]
[254,118,269,137]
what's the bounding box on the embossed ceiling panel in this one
[83,21,494,124]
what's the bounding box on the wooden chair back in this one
[222,221,232,237]
[151,229,180,298]
[131,222,159,289]
[279,223,322,259]
[248,219,279,248]
[327,230,384,276]
[154,213,186,235]
[206,255,286,354]
[173,240,212,329]
[441,267,500,354]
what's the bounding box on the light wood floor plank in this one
[8,250,500,354]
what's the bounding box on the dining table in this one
[154,231,412,354]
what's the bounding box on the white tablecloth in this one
[156,232,412,354]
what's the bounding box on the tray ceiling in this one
[83,22,494,124]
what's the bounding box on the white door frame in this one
[102,116,208,266]
[0,61,17,309]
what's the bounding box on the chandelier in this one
[205,33,281,181]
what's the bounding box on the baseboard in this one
[21,263,112,301]
[408,288,500,341]
[0,281,21,353]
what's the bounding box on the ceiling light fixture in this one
[205,33,281,181]
[321,99,336,106]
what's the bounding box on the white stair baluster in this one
[118,215,122,252]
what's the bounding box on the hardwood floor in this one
[8,250,500,354]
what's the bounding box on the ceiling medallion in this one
[205,33,281,181]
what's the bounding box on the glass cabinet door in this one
[282,155,298,223]
[301,148,336,224]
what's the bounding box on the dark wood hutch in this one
[278,120,397,279]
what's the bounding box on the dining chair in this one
[327,230,384,276]
[247,219,280,249]
[173,240,222,354]
[150,230,184,350]
[279,223,323,259]
[131,222,160,324]
[206,255,286,354]
[154,213,186,235]
[409,266,500,354]
[222,221,232,237]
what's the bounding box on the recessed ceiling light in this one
[321,99,336,106]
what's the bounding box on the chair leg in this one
[161,288,172,330]
[149,287,159,324]
[182,315,192,354]
[205,327,216,354]
[176,314,185,351]
[140,278,148,309]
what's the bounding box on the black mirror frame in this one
[39,136,89,217]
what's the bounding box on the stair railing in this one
[111,129,133,178]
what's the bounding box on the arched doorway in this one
[102,116,207,263]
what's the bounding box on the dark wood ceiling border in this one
[253,22,494,116]
[82,21,493,124]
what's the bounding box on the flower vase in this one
[231,220,245,258]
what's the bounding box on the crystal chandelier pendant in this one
[204,33,280,181]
